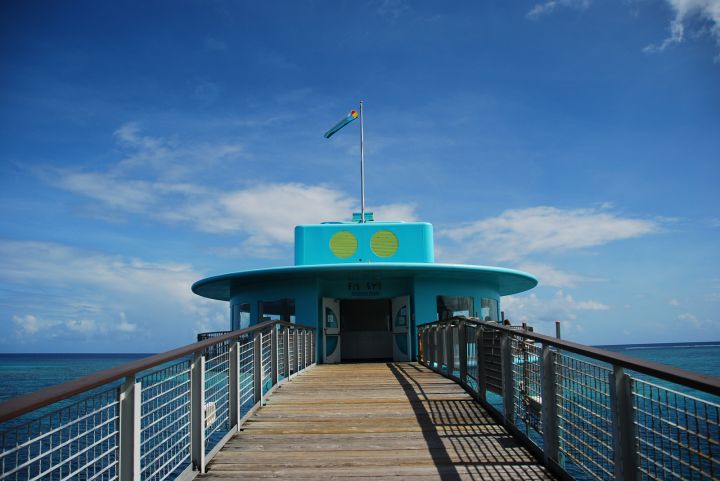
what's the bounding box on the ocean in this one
[0,342,717,402]
[0,342,716,481]
[0,353,151,403]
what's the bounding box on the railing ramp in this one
[0,320,315,481]
[418,318,720,481]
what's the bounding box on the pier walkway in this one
[201,363,556,480]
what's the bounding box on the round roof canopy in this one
[192,263,537,301]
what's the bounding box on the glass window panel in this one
[436,296,474,320]
[233,303,251,329]
[480,298,498,322]
[260,298,296,323]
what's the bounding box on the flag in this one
[323,110,359,139]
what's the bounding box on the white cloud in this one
[0,240,227,349]
[439,206,659,263]
[676,312,720,329]
[516,261,604,288]
[117,312,137,333]
[502,290,609,326]
[376,0,411,21]
[527,0,591,19]
[644,0,720,56]
[46,124,418,258]
[669,298,681,306]
[112,123,243,180]
[12,314,60,335]
[52,171,157,212]
[66,319,97,333]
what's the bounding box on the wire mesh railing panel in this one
[297,331,305,371]
[511,336,543,437]
[289,331,296,375]
[261,332,272,395]
[309,331,315,365]
[238,338,255,419]
[203,341,230,454]
[481,328,503,395]
[0,388,119,481]
[556,352,614,481]
[277,328,287,380]
[465,324,478,388]
[138,360,191,481]
[452,326,460,377]
[633,379,719,481]
[304,332,309,369]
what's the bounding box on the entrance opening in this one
[340,299,392,361]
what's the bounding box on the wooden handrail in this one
[420,317,720,396]
[0,320,315,424]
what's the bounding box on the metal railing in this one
[418,317,720,481]
[0,320,316,481]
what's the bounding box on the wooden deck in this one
[202,363,557,480]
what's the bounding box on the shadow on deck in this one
[201,363,557,480]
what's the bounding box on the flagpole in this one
[359,100,365,223]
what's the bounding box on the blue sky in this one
[1,0,718,352]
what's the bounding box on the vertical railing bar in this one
[229,341,239,430]
[253,333,263,404]
[190,351,206,473]
[541,344,559,465]
[476,326,486,402]
[294,328,301,374]
[500,330,514,425]
[283,328,291,378]
[445,322,454,374]
[271,326,278,386]
[118,376,140,481]
[610,365,638,481]
[458,321,468,385]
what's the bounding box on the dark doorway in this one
[340,299,392,361]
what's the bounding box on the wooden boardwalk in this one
[202,363,557,480]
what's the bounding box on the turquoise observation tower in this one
[192,213,537,363]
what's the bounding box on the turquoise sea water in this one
[0,342,717,402]
[0,353,152,403]
[597,341,720,378]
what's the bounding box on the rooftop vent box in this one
[294,220,434,265]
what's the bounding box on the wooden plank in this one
[202,362,557,480]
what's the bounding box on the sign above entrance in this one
[347,280,383,297]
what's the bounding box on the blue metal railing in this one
[418,317,720,481]
[0,321,316,481]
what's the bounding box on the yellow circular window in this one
[370,230,399,257]
[329,231,358,258]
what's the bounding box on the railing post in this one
[476,326,486,402]
[306,330,310,367]
[458,321,467,384]
[433,326,440,369]
[610,366,638,481]
[294,328,301,374]
[271,327,278,386]
[300,330,306,369]
[119,376,141,481]
[541,344,559,465]
[253,332,263,404]
[423,329,429,366]
[500,330,514,425]
[229,341,239,429]
[283,328,291,376]
[445,322,454,374]
[190,351,206,473]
